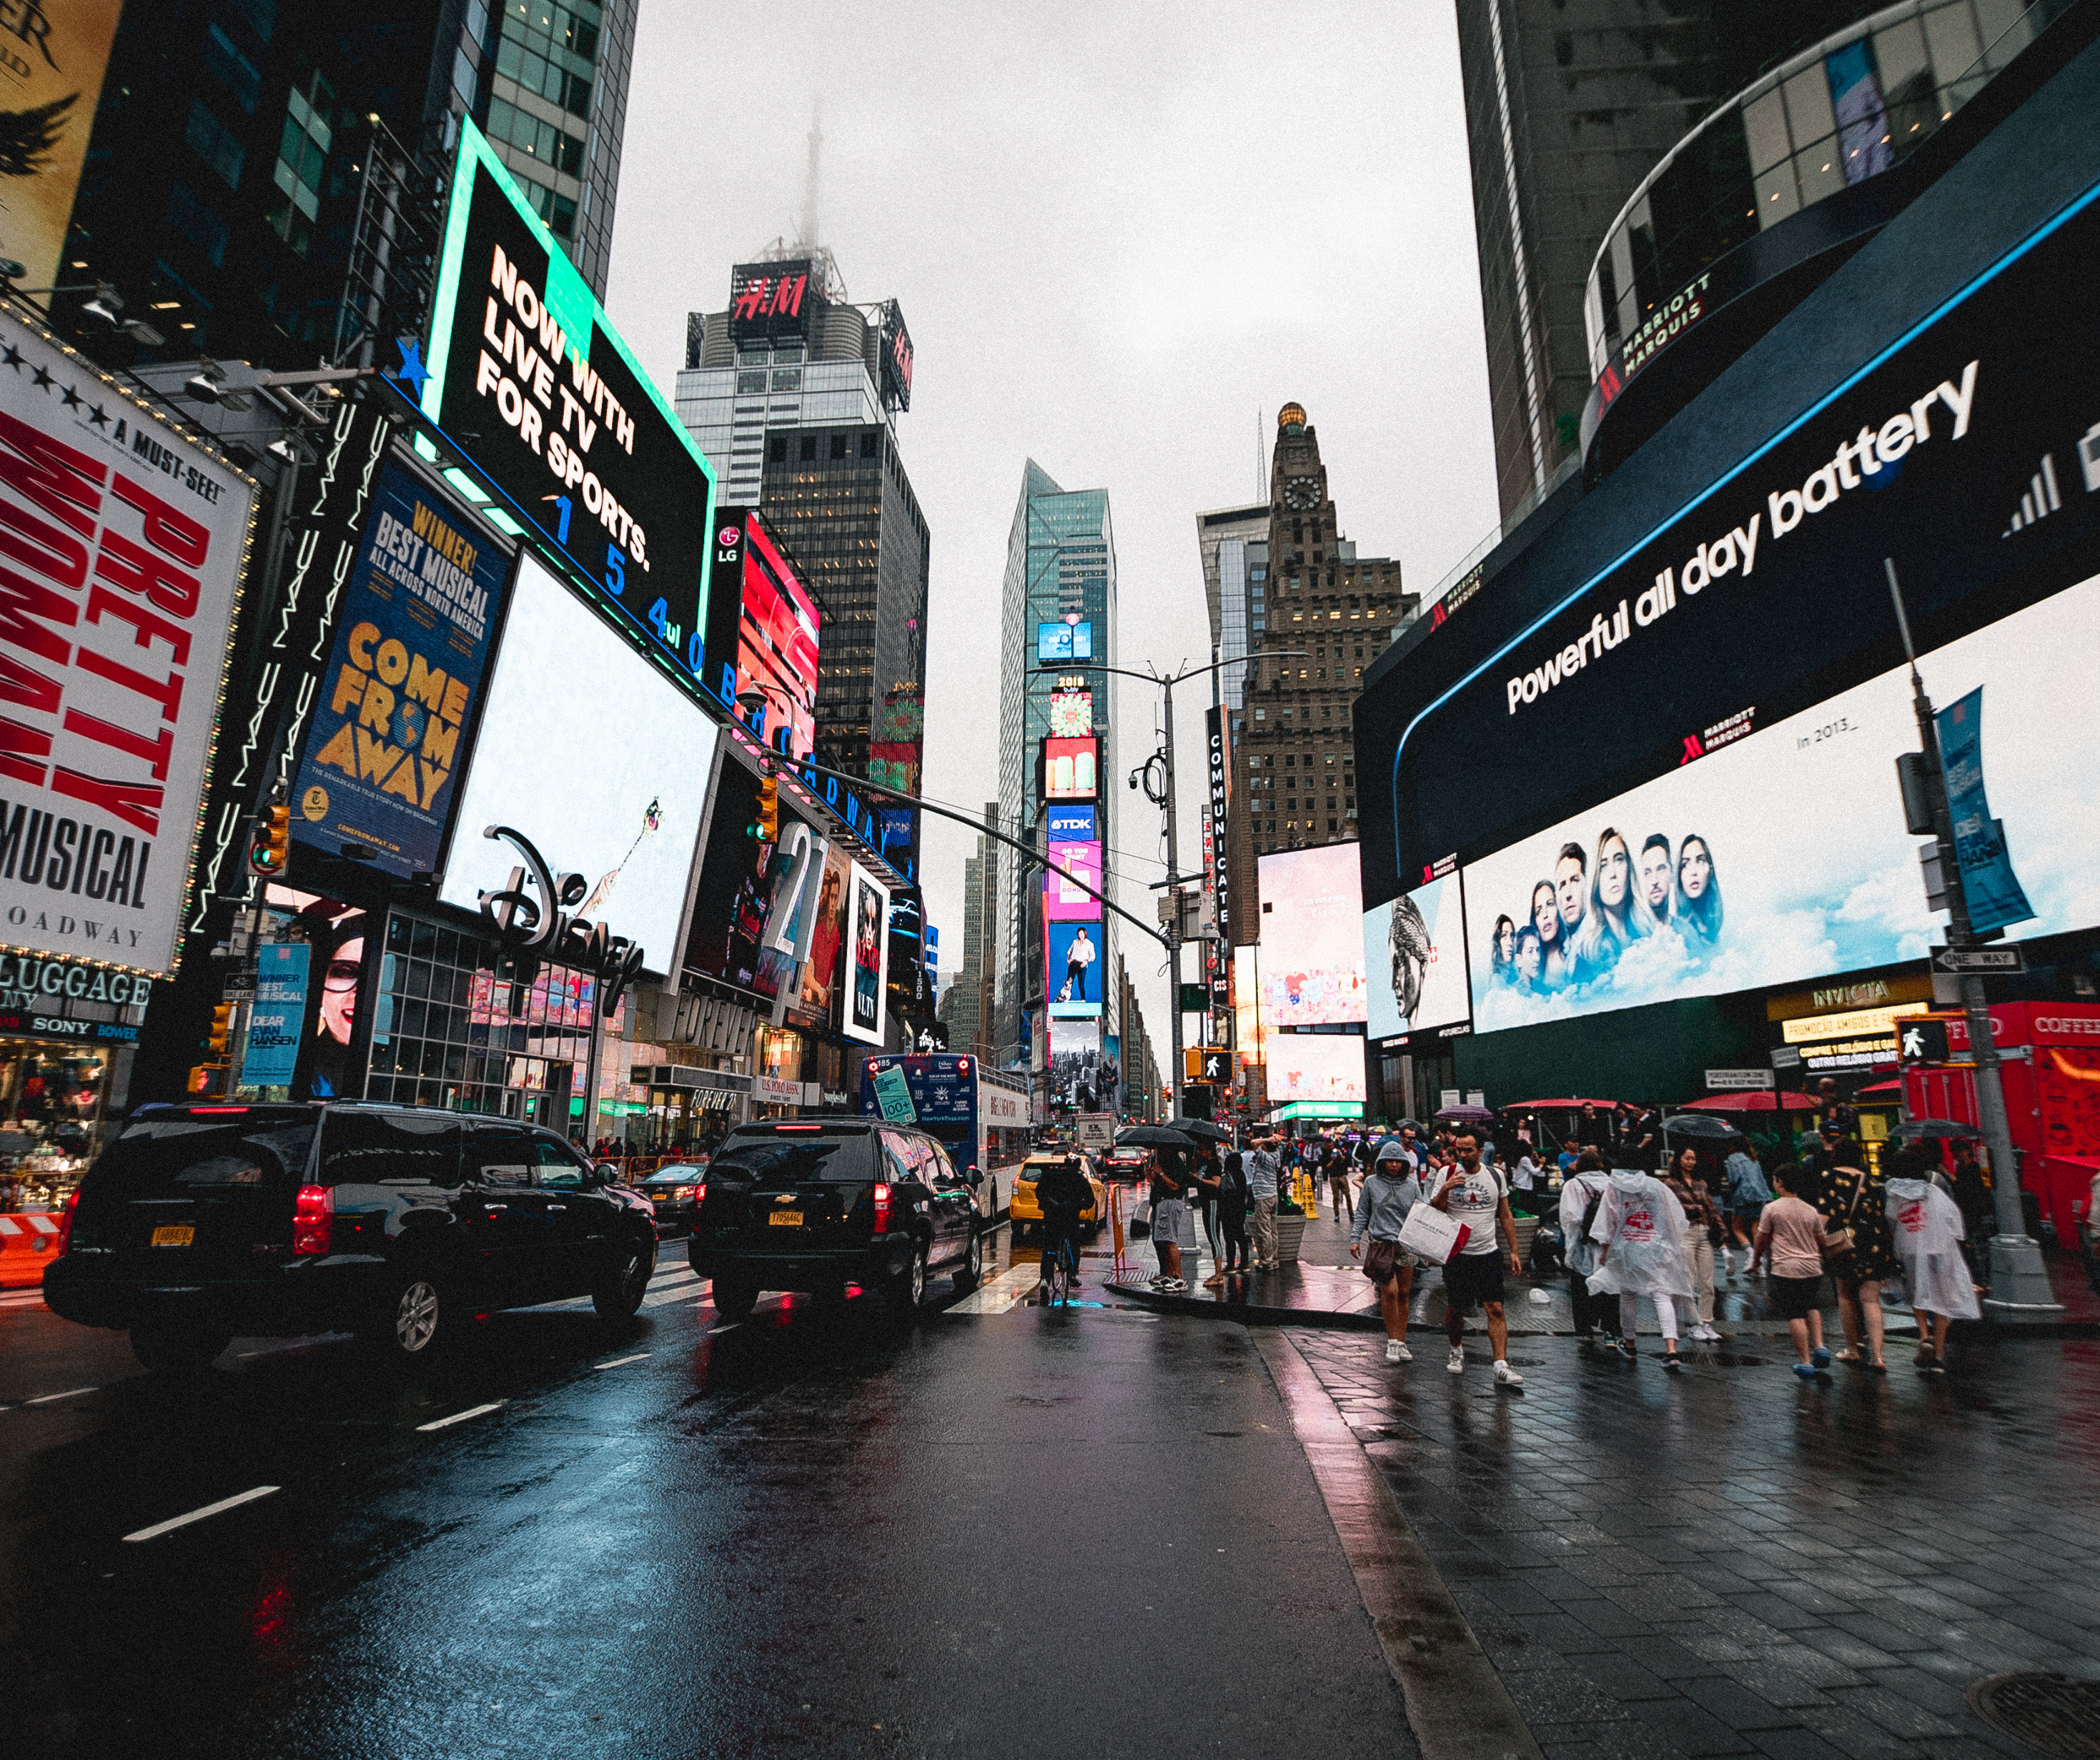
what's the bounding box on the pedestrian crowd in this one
[1129,1085,1991,1384]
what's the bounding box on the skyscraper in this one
[51,0,638,374]
[674,253,927,818]
[996,462,1117,1079]
[1455,1,1886,521]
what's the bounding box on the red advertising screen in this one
[701,510,819,757]
[1044,737,1098,801]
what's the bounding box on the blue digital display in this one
[1037,620,1094,662]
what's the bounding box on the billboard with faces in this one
[1364,870,1470,1043]
[844,860,891,1045]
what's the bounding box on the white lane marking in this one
[708,1322,739,1336]
[123,1485,279,1543]
[25,1386,96,1405]
[593,1352,650,1371]
[949,1261,1049,1316]
[415,1400,505,1433]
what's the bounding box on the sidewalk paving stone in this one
[1285,1324,2100,1759]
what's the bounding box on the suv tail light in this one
[54,1188,80,1258]
[872,1181,893,1235]
[692,1183,706,1208]
[292,1184,334,1256]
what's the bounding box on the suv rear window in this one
[710,1133,873,1183]
[92,1114,317,1192]
[318,1110,466,1187]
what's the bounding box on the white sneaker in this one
[1493,1359,1524,1388]
[1446,1346,1465,1375]
[1385,1338,1404,1363]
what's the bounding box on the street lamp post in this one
[1886,560,2059,1316]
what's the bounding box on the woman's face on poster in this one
[1680,839,1712,899]
[1598,837,1630,913]
[322,937,363,1045]
[1532,884,1558,945]
[1639,841,1672,911]
[1495,918,1514,960]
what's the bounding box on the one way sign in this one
[1931,945,2025,973]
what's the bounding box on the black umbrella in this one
[1901,1117,1983,1141]
[1166,1115,1232,1143]
[1116,1124,1195,1150]
[1660,1113,1742,1140]
[1434,1105,1495,1125]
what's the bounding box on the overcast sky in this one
[607,0,1502,1067]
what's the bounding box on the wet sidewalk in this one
[1108,1200,2100,1338]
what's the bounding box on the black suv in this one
[43,1102,658,1370]
[688,1120,983,1320]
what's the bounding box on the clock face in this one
[1283,475,1319,511]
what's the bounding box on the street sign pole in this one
[1888,560,2058,1314]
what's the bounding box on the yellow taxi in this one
[1007,1152,1109,1243]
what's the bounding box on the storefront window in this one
[364,910,596,1128]
[0,1042,110,1207]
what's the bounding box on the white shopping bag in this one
[1398,1202,1469,1266]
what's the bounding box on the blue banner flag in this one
[1935,687,2034,935]
[240,943,311,1090]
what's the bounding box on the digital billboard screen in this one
[291,461,507,878]
[1254,845,1366,1025]
[1462,580,2100,1030]
[1038,621,1094,663]
[1365,870,1470,1043]
[439,555,717,973]
[700,511,819,757]
[683,762,803,1002]
[844,860,891,1045]
[1046,920,1103,1018]
[1363,191,2100,912]
[1046,804,1096,842]
[1267,1033,1367,1107]
[1048,690,1092,736]
[1044,737,1098,801]
[1044,841,1102,921]
[728,259,819,345]
[421,121,716,688]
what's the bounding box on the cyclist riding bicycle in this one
[1034,1154,1092,1302]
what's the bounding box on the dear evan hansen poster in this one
[292,464,507,877]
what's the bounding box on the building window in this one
[202,23,262,114]
[829,432,848,459]
[184,99,244,189]
[267,68,333,257]
[768,435,787,463]
[799,436,817,461]
[860,431,879,458]
[485,96,584,178]
[736,369,768,394]
[167,181,229,269]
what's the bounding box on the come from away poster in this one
[291,462,507,877]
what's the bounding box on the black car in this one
[687,1120,983,1320]
[43,1102,659,1370]
[633,1159,710,1238]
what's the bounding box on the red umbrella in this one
[1677,1090,1818,1113]
[1503,1097,1626,1110]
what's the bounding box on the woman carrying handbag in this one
[1350,1139,1423,1363]
[1817,1138,1895,1371]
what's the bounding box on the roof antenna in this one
[799,97,823,251]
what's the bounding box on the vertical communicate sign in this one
[1935,686,2034,935]
[0,1,124,294]
[420,119,715,685]
[289,461,507,877]
[0,308,256,975]
[1206,704,1231,1025]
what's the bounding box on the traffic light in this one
[246,800,290,875]
[206,1003,234,1059]
[186,1064,225,1096]
[747,774,778,843]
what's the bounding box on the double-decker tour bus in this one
[858,1053,1031,1215]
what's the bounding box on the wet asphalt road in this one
[1,1233,1410,1760]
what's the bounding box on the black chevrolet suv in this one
[43,1102,658,1370]
[688,1120,983,1320]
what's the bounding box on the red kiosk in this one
[1901,1001,2100,1250]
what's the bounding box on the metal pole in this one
[1886,560,2058,1313]
[1164,682,1184,1121]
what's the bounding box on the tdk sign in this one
[1046,806,1096,843]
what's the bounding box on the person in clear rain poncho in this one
[1587,1163,1695,1371]
[1886,1141,1981,1375]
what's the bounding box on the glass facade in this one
[1583,0,2066,382]
[363,909,607,1128]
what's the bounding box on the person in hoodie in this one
[1558,1149,1615,1347]
[1350,1138,1424,1363]
[1587,1157,1695,1371]
[1886,1140,1981,1374]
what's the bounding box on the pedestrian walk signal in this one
[246,801,290,875]
[1898,1016,1951,1063]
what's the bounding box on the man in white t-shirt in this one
[1429,1129,1525,1388]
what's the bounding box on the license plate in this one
[150,1225,194,1248]
[769,1210,803,1227]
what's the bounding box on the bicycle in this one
[1040,1227,1080,1306]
